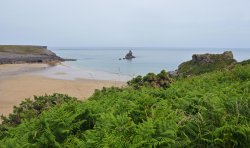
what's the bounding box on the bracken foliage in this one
[0,94,78,126]
[0,64,250,147]
[127,70,174,89]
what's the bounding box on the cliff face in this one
[0,45,66,64]
[191,51,234,63]
[177,51,237,76]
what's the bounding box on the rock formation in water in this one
[124,50,136,60]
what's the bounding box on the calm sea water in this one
[51,47,250,77]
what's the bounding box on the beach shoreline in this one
[0,63,127,117]
[0,63,50,79]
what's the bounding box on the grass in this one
[0,45,48,55]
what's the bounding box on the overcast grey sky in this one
[0,0,249,47]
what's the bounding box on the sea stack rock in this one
[124,50,136,60]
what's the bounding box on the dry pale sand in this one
[0,64,125,117]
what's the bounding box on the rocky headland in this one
[169,51,238,77]
[0,45,75,64]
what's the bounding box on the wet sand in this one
[0,64,126,117]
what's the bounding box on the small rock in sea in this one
[119,58,122,60]
[124,50,136,60]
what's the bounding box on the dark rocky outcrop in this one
[0,45,76,64]
[168,70,178,77]
[124,50,136,60]
[191,51,234,63]
[176,51,237,76]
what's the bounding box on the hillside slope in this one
[0,62,249,147]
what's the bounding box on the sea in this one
[42,47,250,81]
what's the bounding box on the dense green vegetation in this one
[0,94,78,126]
[0,45,48,54]
[0,63,250,147]
[127,70,174,89]
[239,59,250,66]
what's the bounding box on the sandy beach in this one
[0,64,126,117]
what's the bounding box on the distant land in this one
[0,45,75,64]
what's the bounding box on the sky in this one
[0,0,250,48]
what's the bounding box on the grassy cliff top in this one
[0,45,50,55]
[178,51,237,76]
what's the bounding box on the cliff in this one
[0,45,74,64]
[177,51,237,76]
